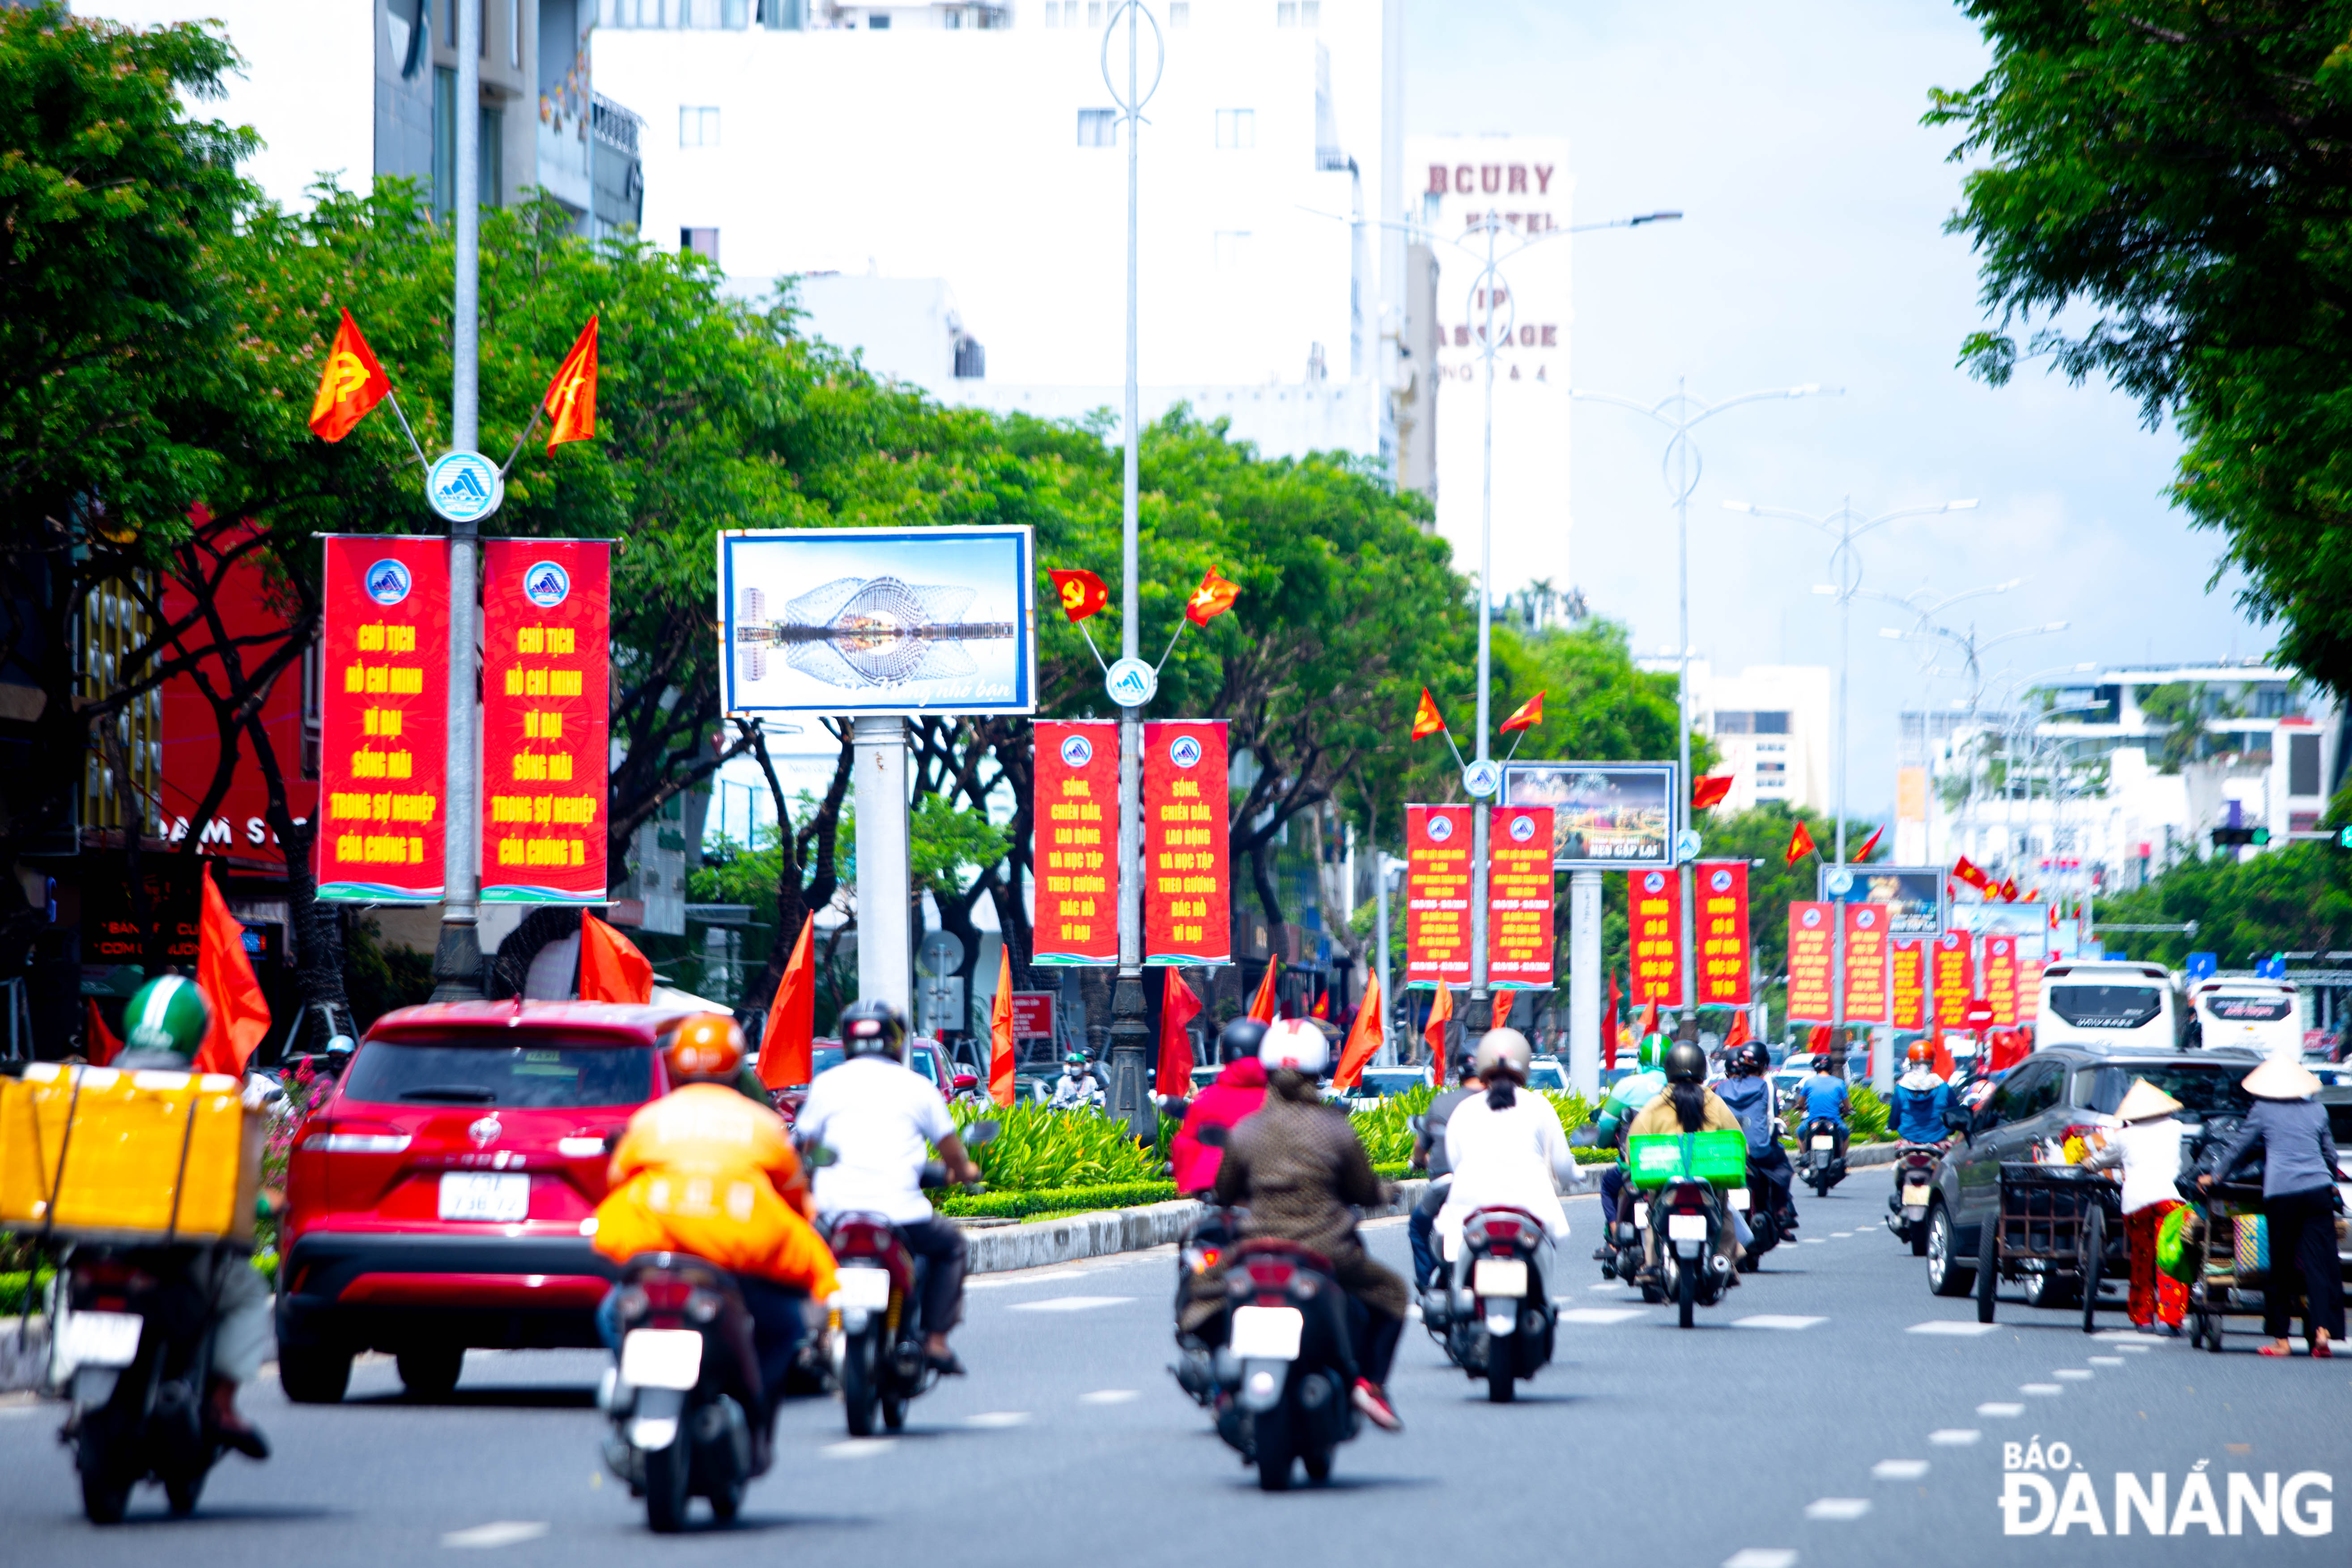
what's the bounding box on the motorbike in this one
[1884,1142,1944,1255]
[1800,1117,1848,1196]
[58,1245,249,1524]
[1216,1238,1361,1491]
[599,1253,766,1532]
[1651,1177,1735,1328]
[1427,1206,1554,1402]
[1170,1203,1245,1406]
[1733,1159,1785,1271]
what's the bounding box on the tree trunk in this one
[735,721,854,1029]
[244,710,349,1050]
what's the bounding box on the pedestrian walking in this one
[2081,1078,2190,1333]
[2201,1058,2348,1358]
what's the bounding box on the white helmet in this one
[1472,1026,1533,1082]
[1259,1017,1332,1075]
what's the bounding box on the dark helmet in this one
[1664,1041,1709,1085]
[1735,1041,1769,1076]
[1452,1049,1478,1084]
[1218,1016,1268,1064]
[837,999,907,1062]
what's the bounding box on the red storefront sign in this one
[1008,991,1057,1039]
[1891,939,1927,1030]
[1787,901,1834,1023]
[1984,935,2020,1026]
[1032,720,1119,964]
[1931,931,1974,1030]
[316,536,449,901]
[1488,805,1555,988]
[1143,719,1230,965]
[1404,804,1473,986]
[481,540,610,903]
[1628,866,1682,1005]
[1842,902,1890,1024]
[1694,860,1750,1006]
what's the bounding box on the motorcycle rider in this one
[1714,1041,1796,1232]
[1628,1040,1747,1280]
[1433,1029,1583,1270]
[1408,1050,1482,1293]
[1212,1018,1410,1433]
[1797,1050,1853,1163]
[103,976,275,1459]
[1593,1033,1671,1245]
[796,1000,982,1375]
[1049,1050,1105,1111]
[1170,1018,1268,1196]
[592,1013,839,1464]
[1890,1041,1952,1145]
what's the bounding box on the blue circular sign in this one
[523,560,570,608]
[1508,813,1535,842]
[1060,734,1093,768]
[1170,735,1203,768]
[365,559,412,606]
[425,449,504,525]
[1426,814,1454,843]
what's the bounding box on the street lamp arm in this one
[1684,385,1841,427]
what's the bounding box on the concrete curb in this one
[962,1178,1432,1276]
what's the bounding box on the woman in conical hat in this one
[2201,1057,2345,1356]
[2084,1077,2190,1332]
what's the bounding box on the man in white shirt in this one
[796,1000,982,1373]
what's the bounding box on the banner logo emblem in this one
[1170,735,1203,769]
[365,559,412,606]
[523,561,570,608]
[1509,813,1535,842]
[1060,734,1093,768]
[1426,815,1454,843]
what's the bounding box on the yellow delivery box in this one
[0,1063,262,1245]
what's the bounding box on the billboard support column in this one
[1568,869,1601,1096]
[854,716,912,1020]
[1106,704,1151,1139]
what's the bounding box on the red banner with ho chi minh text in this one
[1693,859,1751,1006]
[1786,901,1834,1024]
[1984,934,2020,1026]
[481,539,611,903]
[1143,718,1230,965]
[1032,720,1119,964]
[317,536,449,901]
[1404,804,1473,987]
[1842,901,1891,1024]
[1891,939,1928,1030]
[1931,930,1974,1030]
[1628,865,1683,1005]
[1487,805,1555,989]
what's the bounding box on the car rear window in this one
[2047,985,2163,1030]
[2073,1063,2253,1122]
[2327,1102,2352,1145]
[2204,994,2293,1023]
[344,1038,653,1108]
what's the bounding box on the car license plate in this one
[1666,1213,1709,1243]
[1228,1305,1304,1360]
[1811,1136,1834,1152]
[1726,1187,1751,1211]
[832,1267,891,1310]
[438,1172,530,1223]
[1472,1258,1529,1298]
[619,1328,703,1391]
[60,1310,142,1369]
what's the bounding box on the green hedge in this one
[937,1181,1178,1220]
[0,1268,52,1317]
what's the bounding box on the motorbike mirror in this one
[1941,1107,1969,1133]
[1407,1113,1427,1136]
[952,1073,979,1092]
[1158,1095,1191,1121]
[1567,1124,1599,1149]
[963,1118,1002,1148]
[1197,1123,1229,1149]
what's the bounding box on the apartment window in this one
[1214,230,1252,269]
[1714,710,1752,735]
[682,227,719,263]
[1301,0,1318,20]
[870,10,890,24]
[1215,108,1255,149]
[1077,108,1117,147]
[680,106,720,147]
[1755,761,1787,775]
[1754,710,1791,735]
[2290,731,2322,796]
[1276,0,1294,21]
[1168,1,1189,22]
[509,0,522,67]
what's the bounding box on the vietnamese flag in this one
[85,998,124,1068]
[1412,688,1446,740]
[1784,820,1817,866]
[1157,967,1204,1098]
[193,867,271,1075]
[1636,1001,1660,1042]
[1998,876,2020,903]
[1722,1010,1751,1051]
[1310,988,1330,1021]
[1853,824,1885,862]
[580,909,654,1004]
[988,944,1017,1108]
[755,914,816,1089]
[1604,970,1623,1071]
[1184,568,1241,626]
[543,314,599,453]
[1332,972,1384,1090]
[1953,856,1993,894]
[1049,568,1109,623]
[1246,958,1280,1023]
[1500,691,1544,733]
[1421,983,1455,1058]
[1692,774,1734,811]
[306,308,393,443]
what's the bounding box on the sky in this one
[1406,0,2271,824]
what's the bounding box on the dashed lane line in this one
[1804,1498,1872,1521]
[965,1411,1030,1428]
[1929,1429,1981,1446]
[442,1523,549,1549]
[2054,1368,2093,1380]
[1007,1296,1136,1313]
[1977,1402,2025,1417]
[822,1439,898,1459]
[968,1269,1089,1291]
[1079,1389,1139,1404]
[1734,1315,1826,1331]
[1555,1307,1649,1325]
[1722,1551,1798,1568]
[2020,1383,2064,1396]
[1871,1460,1930,1481]
[1907,1321,1999,1336]
[2089,1356,2125,1366]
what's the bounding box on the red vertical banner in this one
[1032,721,1119,964]
[1627,866,1683,1005]
[1842,903,1890,1024]
[1931,931,1974,1029]
[480,540,610,902]
[1404,804,1473,988]
[1487,806,1554,988]
[1786,901,1834,1022]
[316,536,449,901]
[1694,860,1750,1006]
[1984,935,2019,1026]
[2016,956,2044,1023]
[1891,939,1927,1031]
[1143,719,1229,965]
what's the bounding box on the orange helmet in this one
[1907,1040,1933,1065]
[660,1012,745,1084]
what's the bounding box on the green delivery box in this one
[1627,1130,1749,1190]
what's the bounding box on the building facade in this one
[1641,658,1834,815]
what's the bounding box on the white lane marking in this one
[1555,1307,1648,1325]
[1007,1296,1136,1313]
[2020,1383,2063,1396]
[2095,1329,2167,1343]
[2089,1356,2125,1366]
[965,1411,1029,1428]
[2054,1368,2093,1380]
[1830,1231,1854,1237]
[968,1269,1088,1291]
[1800,1238,1828,1245]
[1805,1498,1871,1521]
[1908,1321,1999,1337]
[1591,1282,1635,1292]
[1723,1552,1798,1568]
[822,1439,898,1459]
[1735,1315,1826,1331]
[1873,1459,1930,1481]
[1977,1402,2025,1417]
[2113,1343,2152,1353]
[1929,1429,1982,1446]
[443,1522,549,1549]
[1080,1389,1139,1404]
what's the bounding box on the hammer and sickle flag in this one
[306,309,393,443]
[1049,568,1109,623]
[543,315,599,454]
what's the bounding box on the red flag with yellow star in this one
[1500,691,1544,733]
[307,309,392,443]
[542,315,598,454]
[1184,569,1241,626]
[1692,773,1735,811]
[1783,820,1817,866]
[1412,688,1446,741]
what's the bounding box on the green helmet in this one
[122,975,211,1062]
[1637,1033,1670,1070]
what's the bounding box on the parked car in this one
[1341,1066,1433,1101]
[275,1000,702,1404]
[1525,1056,1569,1094]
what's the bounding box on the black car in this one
[1921,1045,2262,1298]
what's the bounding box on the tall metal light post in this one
[1570,384,1834,1030]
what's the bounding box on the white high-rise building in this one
[1643,658,1834,815]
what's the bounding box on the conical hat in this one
[2241,1057,2324,1101]
[2113,1078,2184,1123]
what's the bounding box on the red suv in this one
[274,1000,698,1402]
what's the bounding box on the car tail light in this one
[299,1122,412,1154]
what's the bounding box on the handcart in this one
[2176,1181,2352,1353]
[1976,1161,2125,1333]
